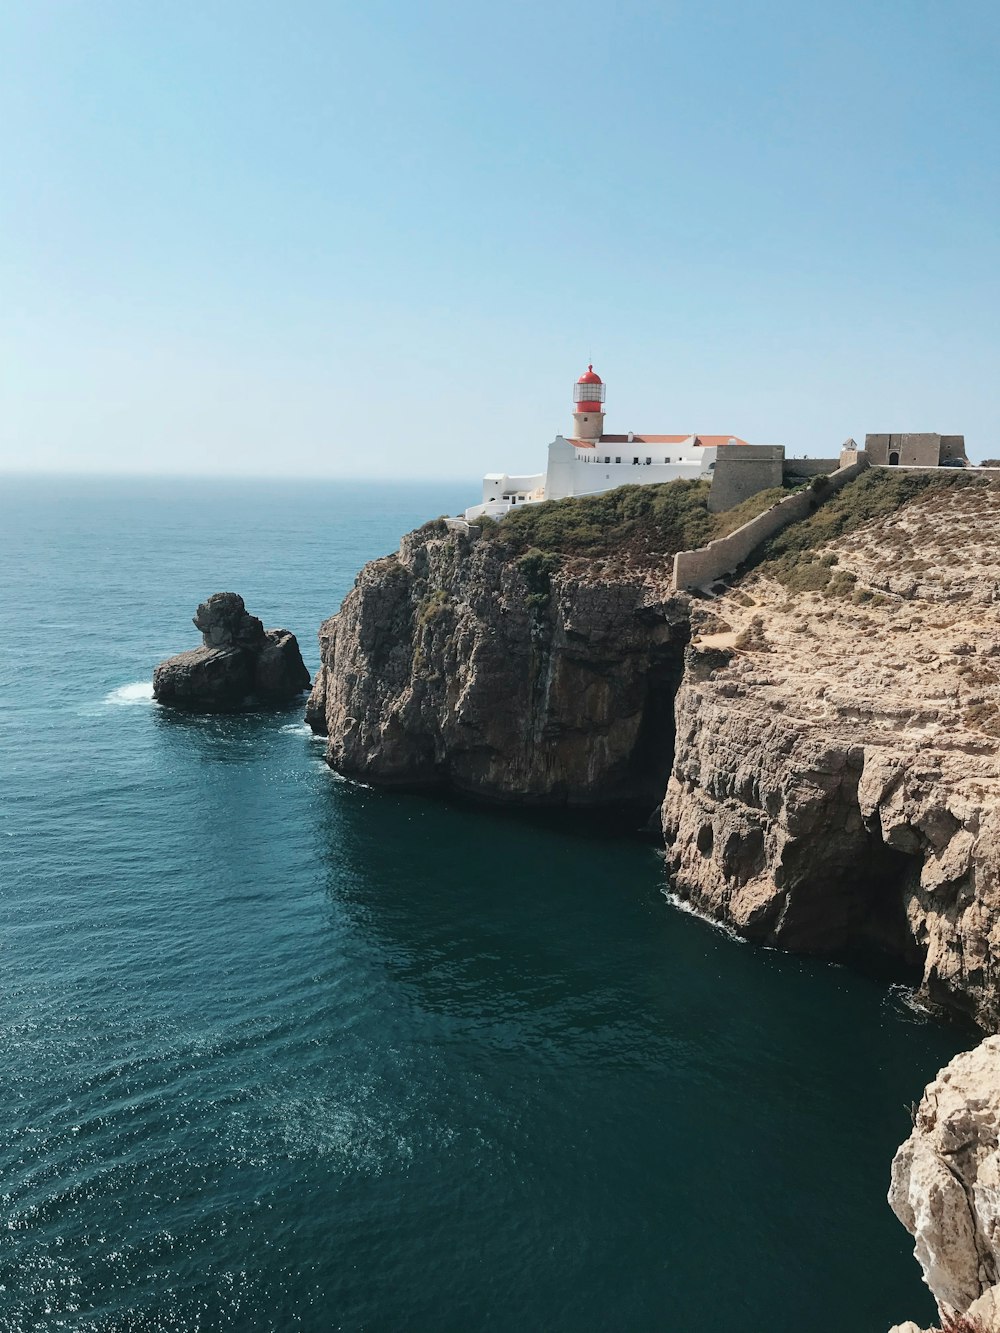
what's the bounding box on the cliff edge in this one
[306,470,1000,1328]
[663,472,1000,1027]
[306,513,691,809]
[307,481,820,807]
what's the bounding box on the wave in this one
[660,888,748,944]
[105,681,155,706]
[885,982,935,1024]
[279,722,317,737]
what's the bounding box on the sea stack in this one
[153,592,311,711]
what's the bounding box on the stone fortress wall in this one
[681,430,969,590]
[781,456,842,480]
[673,455,871,591]
[705,445,785,513]
[864,432,967,466]
[707,445,844,513]
[453,430,968,581]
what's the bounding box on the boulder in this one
[153,593,311,711]
[889,1037,1000,1330]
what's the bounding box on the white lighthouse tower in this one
[464,359,747,522]
[572,365,606,441]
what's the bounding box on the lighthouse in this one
[572,365,606,441]
[464,360,761,522]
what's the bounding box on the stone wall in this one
[864,433,963,467]
[707,445,785,513]
[782,458,839,480]
[672,458,870,591]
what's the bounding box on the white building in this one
[464,365,752,522]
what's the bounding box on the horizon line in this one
[0,469,478,485]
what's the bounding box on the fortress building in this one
[460,366,968,524]
[864,434,967,467]
[464,366,771,522]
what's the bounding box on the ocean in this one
[0,475,961,1331]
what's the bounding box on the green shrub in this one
[755,470,987,589]
[418,516,449,535]
[416,587,450,628]
[517,547,562,593]
[488,477,804,564]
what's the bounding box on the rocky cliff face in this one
[306,478,1000,1329]
[663,477,1000,1028]
[889,1037,1000,1332]
[307,523,689,809]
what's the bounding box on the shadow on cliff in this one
[767,833,921,981]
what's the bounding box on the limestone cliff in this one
[889,1037,1000,1332]
[663,475,1000,1028]
[306,475,1000,1329]
[307,520,689,809]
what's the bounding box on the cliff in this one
[308,472,1000,1328]
[311,475,1000,1024]
[307,480,813,806]
[663,472,1000,1028]
[307,517,690,809]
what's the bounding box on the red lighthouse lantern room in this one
[573,365,605,414]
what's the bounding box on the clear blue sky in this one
[2,0,998,477]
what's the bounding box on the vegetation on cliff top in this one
[471,478,798,565]
[755,468,988,595]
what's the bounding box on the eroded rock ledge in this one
[663,479,1000,1029]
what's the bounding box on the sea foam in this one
[106,681,155,706]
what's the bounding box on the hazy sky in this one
[2,0,998,478]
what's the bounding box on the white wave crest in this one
[660,888,747,943]
[106,681,155,706]
[885,982,934,1023]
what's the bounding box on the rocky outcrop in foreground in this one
[663,478,1000,1028]
[889,1038,1000,1333]
[307,523,689,809]
[154,592,310,711]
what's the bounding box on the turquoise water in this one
[0,476,961,1331]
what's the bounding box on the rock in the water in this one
[153,593,311,711]
[889,1037,1000,1331]
[192,591,266,648]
